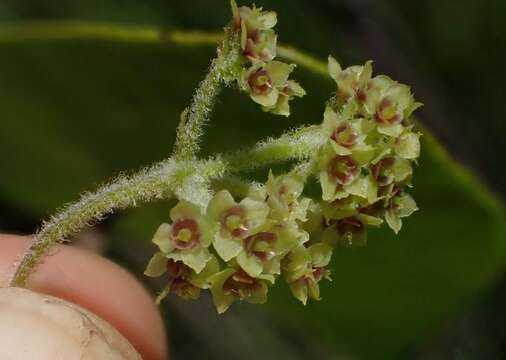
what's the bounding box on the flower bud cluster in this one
[231,0,305,116]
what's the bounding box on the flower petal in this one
[265,94,290,116]
[237,251,263,277]
[207,190,236,221]
[198,217,219,248]
[170,200,202,222]
[259,11,277,29]
[358,60,373,87]
[322,105,339,135]
[247,281,269,304]
[377,123,404,138]
[385,210,402,234]
[393,158,413,182]
[251,87,279,107]
[330,141,352,156]
[263,256,282,275]
[190,255,220,288]
[357,213,383,226]
[328,55,342,80]
[320,171,338,202]
[397,193,418,218]
[213,234,243,261]
[266,60,294,86]
[152,223,174,253]
[167,248,212,274]
[283,245,311,282]
[287,80,306,97]
[289,280,308,305]
[241,197,270,229]
[309,243,333,268]
[144,252,168,277]
[209,269,237,314]
[396,132,421,160]
[307,278,321,301]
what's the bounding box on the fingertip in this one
[0,235,168,360]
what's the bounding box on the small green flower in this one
[242,61,305,116]
[321,195,365,221]
[371,156,413,188]
[209,267,274,313]
[283,244,332,305]
[322,105,374,156]
[207,190,270,262]
[268,79,306,116]
[321,214,382,248]
[236,221,303,277]
[362,75,422,137]
[384,190,418,234]
[328,56,372,101]
[242,29,277,63]
[231,0,278,62]
[265,170,310,222]
[150,200,217,273]
[318,144,374,202]
[144,254,220,303]
[395,130,421,160]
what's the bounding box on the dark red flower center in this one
[166,259,189,279]
[248,68,273,95]
[223,206,249,238]
[388,188,404,212]
[331,124,359,148]
[359,202,384,218]
[375,97,402,125]
[372,157,396,186]
[244,231,277,262]
[328,155,360,185]
[165,260,199,298]
[171,218,201,250]
[223,270,260,300]
[357,87,367,102]
[171,278,200,299]
[334,216,366,247]
[312,267,326,282]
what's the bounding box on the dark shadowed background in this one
[0,1,505,359]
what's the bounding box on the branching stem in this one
[173,29,241,160]
[10,124,323,287]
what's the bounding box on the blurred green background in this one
[0,0,505,359]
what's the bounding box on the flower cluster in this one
[144,7,422,314]
[314,57,422,248]
[231,0,305,116]
[145,171,335,313]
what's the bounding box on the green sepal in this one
[209,269,237,314]
[152,223,173,254]
[144,252,168,277]
[167,247,213,274]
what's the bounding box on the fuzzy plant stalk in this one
[10,0,423,314]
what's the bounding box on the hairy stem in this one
[291,160,317,182]
[9,158,226,287]
[173,30,241,159]
[225,125,325,172]
[10,124,323,287]
[211,176,258,198]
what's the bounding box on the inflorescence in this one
[145,1,422,313]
